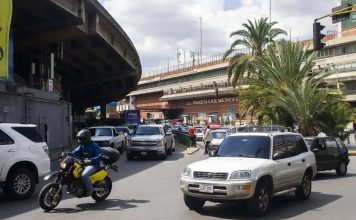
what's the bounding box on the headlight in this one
[230,170,251,179]
[60,162,67,169]
[182,167,192,177]
[43,146,49,155]
[157,139,164,146]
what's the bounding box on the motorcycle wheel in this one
[38,183,62,211]
[91,176,112,201]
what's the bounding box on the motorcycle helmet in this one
[76,129,91,145]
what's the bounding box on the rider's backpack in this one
[101,147,120,164]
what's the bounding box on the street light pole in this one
[199,16,203,64]
[269,0,272,23]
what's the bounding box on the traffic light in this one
[313,22,326,51]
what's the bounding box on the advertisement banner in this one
[0,0,12,79]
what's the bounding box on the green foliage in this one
[238,40,350,136]
[223,17,287,89]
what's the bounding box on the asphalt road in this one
[0,143,355,220]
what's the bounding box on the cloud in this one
[101,0,337,74]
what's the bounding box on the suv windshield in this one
[217,136,271,159]
[89,128,112,136]
[134,127,161,135]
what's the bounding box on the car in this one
[180,132,316,216]
[88,126,126,153]
[127,124,174,160]
[0,123,50,199]
[205,129,229,154]
[304,136,349,176]
[195,127,205,141]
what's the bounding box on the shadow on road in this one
[0,146,187,219]
[48,199,150,213]
[313,172,356,181]
[195,191,342,219]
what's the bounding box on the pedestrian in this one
[203,125,212,154]
[188,125,196,147]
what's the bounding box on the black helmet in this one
[76,129,91,145]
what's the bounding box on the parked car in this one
[205,129,229,154]
[195,127,205,141]
[88,126,126,153]
[0,123,50,199]
[127,124,175,160]
[304,136,349,176]
[180,132,316,216]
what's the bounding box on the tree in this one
[224,18,286,124]
[223,17,287,88]
[243,40,348,136]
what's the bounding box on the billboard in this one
[124,110,140,124]
[0,0,12,79]
[341,0,356,29]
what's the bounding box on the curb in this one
[186,147,200,155]
[349,150,356,156]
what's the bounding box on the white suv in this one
[88,126,126,153]
[0,123,50,199]
[180,132,316,216]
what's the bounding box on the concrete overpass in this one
[12,0,141,112]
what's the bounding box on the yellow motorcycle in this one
[38,147,119,211]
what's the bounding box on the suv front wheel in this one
[295,171,312,200]
[184,194,205,210]
[5,167,36,199]
[248,180,271,216]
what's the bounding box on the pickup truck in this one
[126,124,175,160]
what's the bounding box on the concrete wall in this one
[0,83,72,158]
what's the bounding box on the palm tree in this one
[223,17,287,88]
[244,40,347,135]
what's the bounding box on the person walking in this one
[203,125,212,154]
[188,125,196,147]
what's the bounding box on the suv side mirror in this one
[273,151,287,160]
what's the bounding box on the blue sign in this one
[125,110,140,124]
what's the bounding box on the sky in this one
[99,0,337,74]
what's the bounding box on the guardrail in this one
[172,130,191,148]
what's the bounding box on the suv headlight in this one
[230,170,251,179]
[182,167,192,177]
[157,139,164,147]
[43,146,49,155]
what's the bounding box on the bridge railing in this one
[141,49,250,81]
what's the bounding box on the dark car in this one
[304,136,349,176]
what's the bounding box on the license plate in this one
[141,152,148,155]
[199,184,213,193]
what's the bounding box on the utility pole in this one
[199,17,203,64]
[177,48,181,65]
[269,0,271,23]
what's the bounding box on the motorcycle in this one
[38,147,119,211]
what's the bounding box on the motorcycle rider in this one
[69,129,102,196]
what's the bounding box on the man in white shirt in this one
[203,125,212,154]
